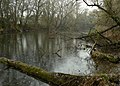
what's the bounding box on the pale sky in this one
[79,0,98,11]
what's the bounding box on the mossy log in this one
[0,57,120,86]
[91,51,120,63]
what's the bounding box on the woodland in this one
[0,0,120,86]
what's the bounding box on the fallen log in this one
[91,51,120,63]
[0,57,119,86]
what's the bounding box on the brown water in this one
[0,30,119,86]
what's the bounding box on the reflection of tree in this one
[1,70,32,86]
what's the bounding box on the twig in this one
[60,77,77,86]
[53,49,62,58]
[75,25,118,40]
[83,0,109,14]
[55,53,62,58]
[100,24,118,34]
[90,42,96,54]
[82,0,120,25]
[96,30,112,44]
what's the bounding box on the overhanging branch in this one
[82,0,120,26]
[75,24,118,40]
[100,24,118,34]
[83,0,109,14]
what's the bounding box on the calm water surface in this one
[0,30,119,86]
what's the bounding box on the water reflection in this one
[0,30,119,86]
[53,49,94,75]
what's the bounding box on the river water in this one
[0,30,119,86]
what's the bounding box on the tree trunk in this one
[0,57,119,86]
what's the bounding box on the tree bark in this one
[0,57,119,86]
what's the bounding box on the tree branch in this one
[83,0,108,14]
[100,24,118,34]
[96,30,112,44]
[0,57,120,86]
[75,24,118,40]
[82,0,120,26]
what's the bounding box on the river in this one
[0,30,119,86]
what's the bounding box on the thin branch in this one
[90,42,96,54]
[100,24,118,34]
[96,30,112,44]
[53,48,62,58]
[83,0,109,14]
[82,0,120,26]
[75,25,118,40]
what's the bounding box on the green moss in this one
[92,51,119,63]
[0,57,119,86]
[107,55,119,63]
[100,74,109,80]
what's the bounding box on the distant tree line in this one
[0,0,95,33]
